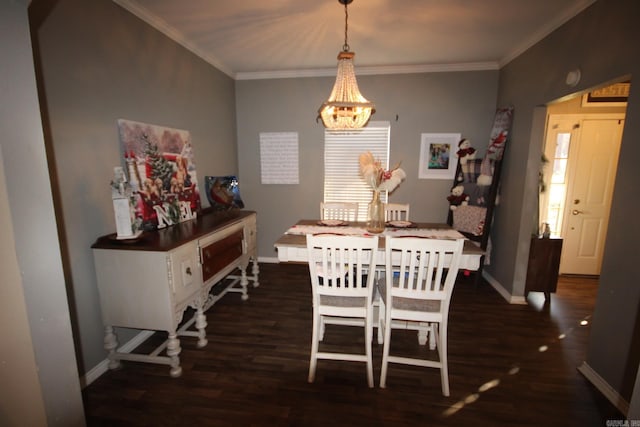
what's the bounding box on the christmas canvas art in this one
[117,119,201,230]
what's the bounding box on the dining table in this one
[274,219,485,271]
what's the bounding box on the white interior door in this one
[559,116,624,275]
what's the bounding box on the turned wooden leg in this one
[166,332,182,378]
[418,327,429,346]
[429,324,437,350]
[418,323,437,349]
[195,307,208,348]
[251,258,260,288]
[239,266,249,301]
[104,325,121,370]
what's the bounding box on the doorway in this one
[540,85,628,276]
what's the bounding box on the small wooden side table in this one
[525,236,563,300]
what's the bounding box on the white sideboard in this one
[92,209,258,377]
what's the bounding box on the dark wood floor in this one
[83,263,624,426]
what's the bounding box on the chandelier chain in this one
[343,2,349,52]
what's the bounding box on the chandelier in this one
[318,0,375,129]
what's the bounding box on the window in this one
[324,121,391,220]
[546,132,572,236]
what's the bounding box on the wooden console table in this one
[91,209,258,377]
[525,236,562,300]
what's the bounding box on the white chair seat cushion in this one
[377,278,441,312]
[319,295,367,307]
[320,283,375,307]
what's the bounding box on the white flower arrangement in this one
[359,151,406,192]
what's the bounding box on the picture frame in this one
[418,133,461,179]
[117,119,201,230]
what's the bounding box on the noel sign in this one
[117,119,201,230]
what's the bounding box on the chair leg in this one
[308,310,319,383]
[377,299,385,344]
[379,311,392,388]
[429,323,436,350]
[435,322,450,396]
[417,323,428,346]
[365,313,374,388]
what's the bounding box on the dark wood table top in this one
[92,209,255,252]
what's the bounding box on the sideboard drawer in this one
[168,243,202,306]
[201,230,244,282]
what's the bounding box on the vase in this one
[367,190,385,234]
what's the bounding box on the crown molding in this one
[235,62,500,81]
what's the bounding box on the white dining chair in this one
[306,233,379,388]
[377,236,464,396]
[320,202,359,222]
[385,203,410,222]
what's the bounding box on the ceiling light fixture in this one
[318,0,375,129]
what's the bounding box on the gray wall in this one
[1,0,84,425]
[236,71,499,259]
[495,0,640,401]
[33,0,238,375]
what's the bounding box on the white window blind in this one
[324,121,391,221]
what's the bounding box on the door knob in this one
[572,209,583,215]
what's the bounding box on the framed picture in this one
[117,119,201,230]
[418,133,460,179]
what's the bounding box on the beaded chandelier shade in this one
[318,0,375,129]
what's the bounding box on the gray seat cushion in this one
[377,278,441,312]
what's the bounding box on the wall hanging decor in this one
[418,133,460,180]
[117,119,201,230]
[205,176,245,210]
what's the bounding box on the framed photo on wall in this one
[418,133,460,179]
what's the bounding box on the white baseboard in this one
[578,361,629,416]
[482,271,527,305]
[258,256,279,264]
[80,330,155,388]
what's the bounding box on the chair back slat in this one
[386,237,464,302]
[307,234,378,298]
[385,203,410,221]
[320,202,359,222]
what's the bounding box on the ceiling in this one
[114,0,596,80]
